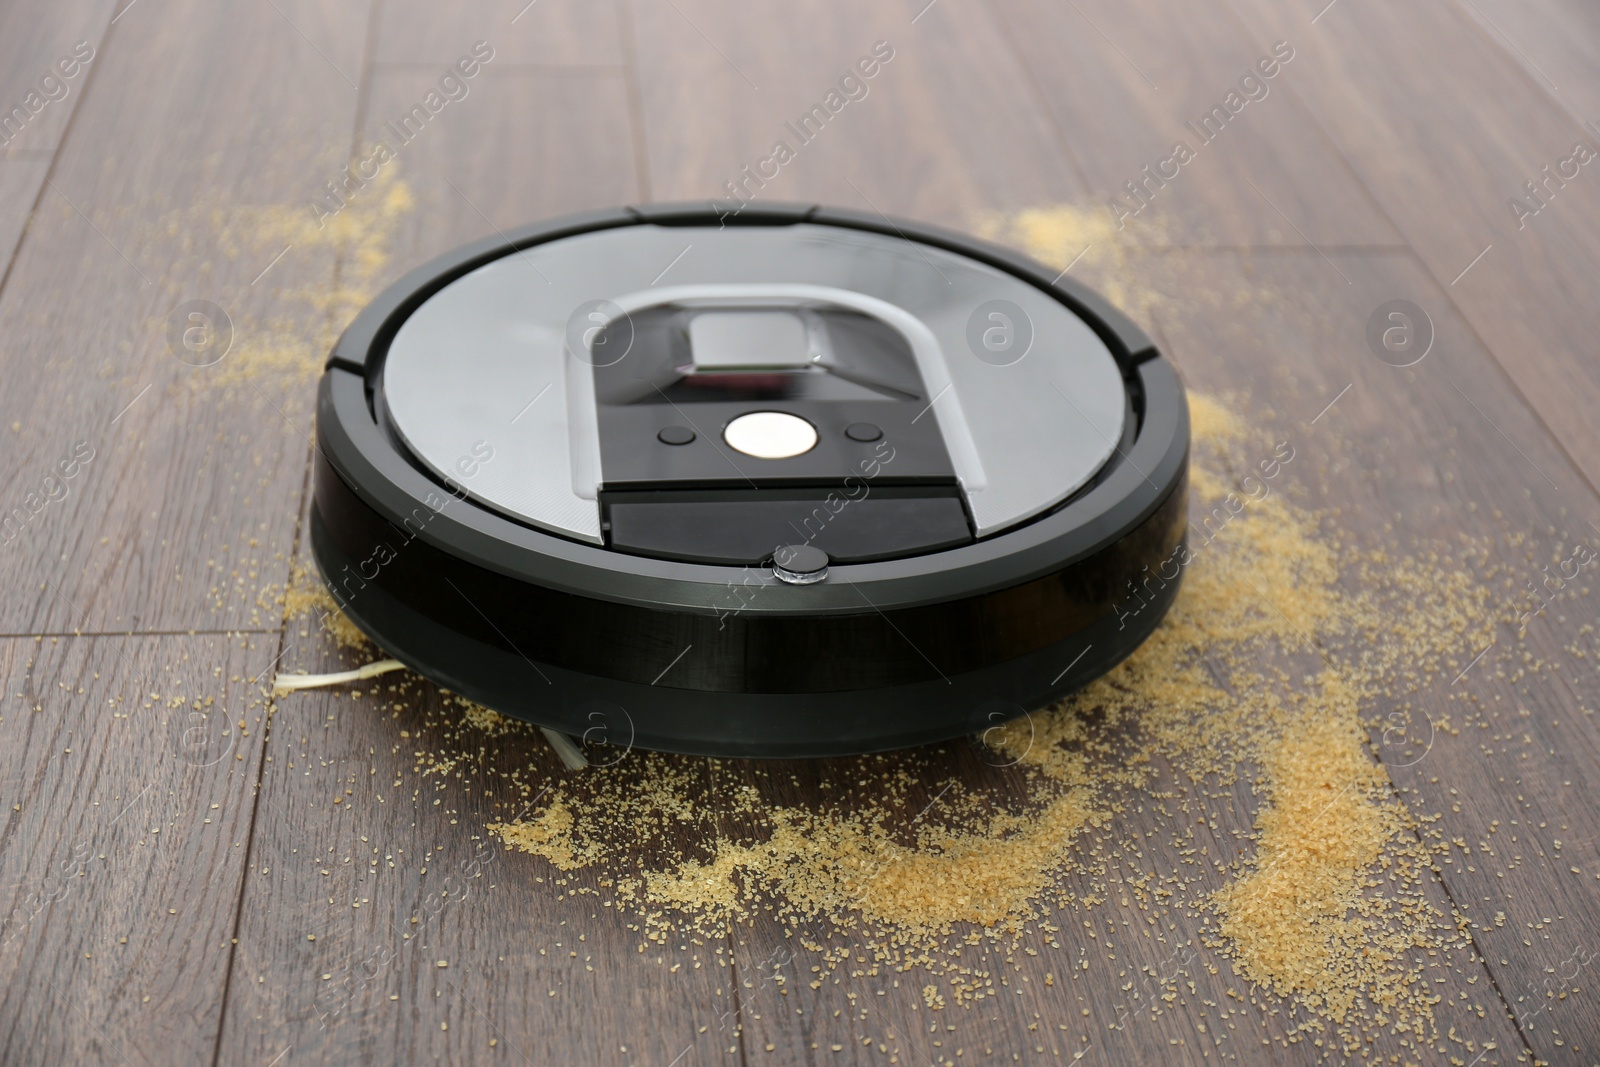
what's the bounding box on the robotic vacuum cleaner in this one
[311,203,1188,758]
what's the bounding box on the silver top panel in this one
[382,224,1127,546]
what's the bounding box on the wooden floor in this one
[3,0,1600,1063]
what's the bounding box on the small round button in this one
[844,422,882,442]
[657,426,696,445]
[772,544,829,585]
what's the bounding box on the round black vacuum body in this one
[311,203,1189,758]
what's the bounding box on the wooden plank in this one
[1220,0,1600,536]
[0,0,370,635]
[1148,245,1600,1064]
[375,0,623,67]
[0,0,113,158]
[628,0,1089,230]
[989,0,1401,247]
[0,633,275,1064]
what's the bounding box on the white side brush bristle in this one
[540,728,589,770]
[273,658,408,692]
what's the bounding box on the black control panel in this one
[592,303,973,564]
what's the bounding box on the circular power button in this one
[724,411,817,459]
[772,544,829,585]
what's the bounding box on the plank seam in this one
[207,444,321,1067]
[0,4,122,308]
[207,0,389,1059]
